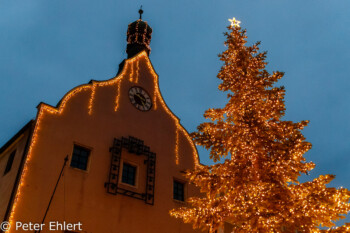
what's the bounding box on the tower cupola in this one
[126,7,153,58]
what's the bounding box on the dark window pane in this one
[173,180,185,201]
[122,163,136,186]
[4,150,16,175]
[70,145,90,171]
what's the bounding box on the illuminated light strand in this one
[46,86,91,115]
[88,83,96,115]
[179,126,199,165]
[92,79,126,114]
[6,108,45,233]
[96,77,124,113]
[135,21,139,43]
[137,53,158,109]
[89,62,131,112]
[114,79,122,112]
[153,84,157,109]
[129,62,134,82]
[135,59,140,83]
[175,128,179,165]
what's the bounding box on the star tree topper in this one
[228,17,241,27]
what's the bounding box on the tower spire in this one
[139,6,143,20]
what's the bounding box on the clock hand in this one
[135,93,146,102]
[134,93,147,108]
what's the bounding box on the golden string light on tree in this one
[170,18,350,233]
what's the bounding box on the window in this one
[121,163,136,186]
[70,145,90,171]
[173,180,185,201]
[3,150,16,175]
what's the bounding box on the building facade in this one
[0,16,205,233]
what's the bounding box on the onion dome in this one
[126,8,153,58]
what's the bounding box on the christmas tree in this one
[170,18,350,233]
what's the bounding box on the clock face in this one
[128,87,152,111]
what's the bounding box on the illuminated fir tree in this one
[170,18,350,232]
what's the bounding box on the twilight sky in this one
[1,0,350,225]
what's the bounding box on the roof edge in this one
[0,120,34,156]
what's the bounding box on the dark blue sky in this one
[1,0,350,225]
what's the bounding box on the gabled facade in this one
[0,16,203,233]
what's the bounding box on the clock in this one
[128,87,152,111]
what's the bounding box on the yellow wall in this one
[7,52,203,233]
